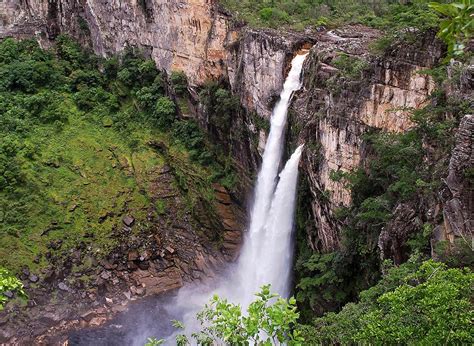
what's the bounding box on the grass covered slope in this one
[0,37,227,275]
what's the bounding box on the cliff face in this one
[1,0,232,85]
[2,1,472,340]
[1,0,306,118]
[434,114,473,259]
[291,26,443,252]
[227,28,310,118]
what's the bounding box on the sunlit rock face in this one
[291,27,443,252]
[1,0,233,85]
[1,0,312,119]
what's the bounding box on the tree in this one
[429,1,474,58]
[146,285,304,345]
[170,71,188,96]
[151,96,176,129]
[305,259,474,345]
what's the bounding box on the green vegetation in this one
[219,0,454,31]
[199,81,240,135]
[146,285,304,345]
[295,63,473,320]
[170,71,188,96]
[331,53,369,80]
[0,267,26,310]
[301,259,474,344]
[0,37,230,274]
[145,268,473,345]
[429,0,473,58]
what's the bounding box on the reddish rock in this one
[127,250,139,261]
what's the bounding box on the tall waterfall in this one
[233,53,307,305]
[162,52,308,343]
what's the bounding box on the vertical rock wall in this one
[1,0,233,85]
[1,0,311,120]
[291,27,443,252]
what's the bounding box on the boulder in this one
[122,215,135,227]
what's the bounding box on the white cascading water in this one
[248,144,304,299]
[160,52,308,343]
[233,53,307,305]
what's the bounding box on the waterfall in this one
[249,144,304,299]
[233,53,307,305]
[160,52,308,344]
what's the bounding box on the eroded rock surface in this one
[1,0,233,86]
[291,27,443,251]
[434,114,473,258]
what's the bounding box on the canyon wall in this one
[2,0,470,278]
[1,2,472,340]
[1,0,307,118]
[1,0,232,85]
[291,26,444,252]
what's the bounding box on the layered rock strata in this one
[291,27,443,251]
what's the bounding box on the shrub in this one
[0,267,26,310]
[69,69,104,91]
[332,53,369,80]
[147,285,304,345]
[151,96,176,129]
[306,259,474,345]
[429,1,474,58]
[199,83,238,133]
[170,71,188,96]
[103,56,119,80]
[74,87,119,112]
[138,60,158,85]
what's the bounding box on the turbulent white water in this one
[248,144,304,299]
[159,52,308,343]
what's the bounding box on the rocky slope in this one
[0,164,245,344]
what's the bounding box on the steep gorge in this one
[0,0,472,343]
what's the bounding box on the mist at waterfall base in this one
[69,52,307,346]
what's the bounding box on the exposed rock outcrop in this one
[378,203,423,265]
[1,0,310,120]
[227,28,311,118]
[1,0,233,86]
[434,114,473,259]
[291,27,443,252]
